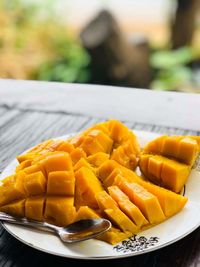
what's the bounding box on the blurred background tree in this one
[0,0,200,92]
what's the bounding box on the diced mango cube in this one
[148,155,164,183]
[45,196,76,226]
[0,173,26,206]
[56,141,74,153]
[24,171,46,196]
[0,199,25,217]
[41,152,73,175]
[161,158,190,193]
[70,148,86,165]
[177,137,198,165]
[73,158,92,172]
[97,160,120,181]
[87,152,110,167]
[47,171,75,195]
[25,196,45,221]
[23,164,46,177]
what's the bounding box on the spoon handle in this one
[0,212,58,233]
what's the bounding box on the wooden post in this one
[80,10,150,88]
[171,0,199,49]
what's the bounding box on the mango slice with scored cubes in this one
[144,135,199,166]
[0,120,192,245]
[139,154,191,193]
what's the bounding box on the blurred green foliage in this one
[150,47,199,91]
[0,0,91,83]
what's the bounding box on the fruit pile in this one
[0,120,199,245]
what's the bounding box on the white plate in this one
[1,130,200,260]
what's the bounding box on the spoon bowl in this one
[0,213,111,243]
[57,218,112,243]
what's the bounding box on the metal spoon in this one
[0,213,111,243]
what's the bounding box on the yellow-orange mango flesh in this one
[45,196,76,226]
[89,122,110,136]
[47,171,75,195]
[139,154,152,176]
[177,138,198,165]
[103,171,123,188]
[118,182,165,224]
[0,173,26,206]
[144,135,198,166]
[161,136,182,158]
[68,132,86,147]
[138,180,188,217]
[56,141,74,153]
[80,132,111,156]
[161,157,190,193]
[104,208,138,234]
[139,154,190,193]
[23,163,46,177]
[108,186,148,227]
[25,196,45,221]
[96,190,138,234]
[103,164,141,189]
[75,167,104,209]
[70,148,87,165]
[87,152,110,167]
[97,160,121,182]
[107,120,130,144]
[147,155,164,184]
[0,199,25,217]
[73,158,92,172]
[143,135,168,155]
[97,226,132,245]
[37,140,64,155]
[28,139,53,154]
[16,160,32,173]
[96,190,118,211]
[111,146,135,170]
[17,139,53,163]
[75,206,100,221]
[41,152,73,175]
[24,171,46,196]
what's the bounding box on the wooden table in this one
[0,79,200,266]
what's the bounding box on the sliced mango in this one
[108,186,148,227]
[75,167,104,209]
[97,226,132,245]
[96,190,118,211]
[137,180,188,217]
[118,182,165,224]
